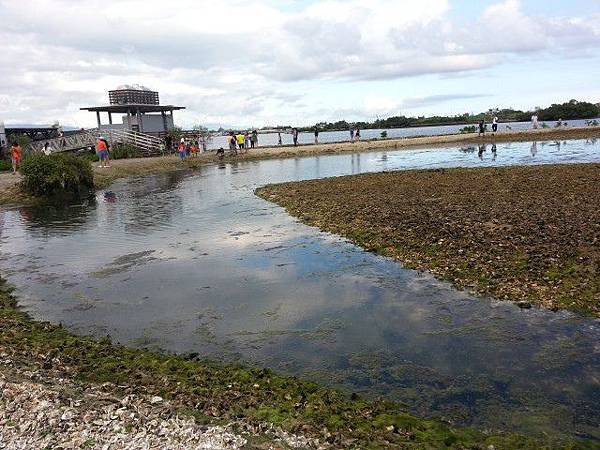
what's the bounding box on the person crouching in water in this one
[95,137,111,168]
[11,142,23,175]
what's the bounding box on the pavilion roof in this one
[80,104,185,113]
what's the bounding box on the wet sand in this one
[257,163,600,317]
[1,125,599,205]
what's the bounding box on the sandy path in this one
[1,125,599,205]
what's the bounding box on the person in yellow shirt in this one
[236,133,245,151]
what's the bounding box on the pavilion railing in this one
[26,128,165,157]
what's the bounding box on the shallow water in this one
[1,139,599,440]
[208,119,599,149]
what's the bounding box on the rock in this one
[517,301,532,309]
[150,396,163,404]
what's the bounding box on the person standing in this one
[236,132,244,151]
[251,130,258,149]
[292,128,299,146]
[478,120,486,136]
[178,140,187,161]
[10,142,22,175]
[492,116,498,133]
[278,132,282,145]
[95,137,111,168]
[350,126,355,142]
[314,126,319,144]
[531,114,539,129]
[244,132,251,152]
[42,142,52,155]
[355,127,361,141]
[229,132,238,155]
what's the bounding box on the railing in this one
[26,128,165,157]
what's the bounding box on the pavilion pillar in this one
[96,111,101,128]
[161,111,168,133]
[126,110,131,130]
[108,112,113,125]
[137,109,144,133]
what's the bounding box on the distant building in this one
[81,85,185,135]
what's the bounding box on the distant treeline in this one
[288,99,600,132]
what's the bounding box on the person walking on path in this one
[492,116,498,133]
[10,142,22,175]
[478,120,486,136]
[95,137,111,168]
[314,126,319,144]
[244,132,251,152]
[355,127,361,141]
[292,128,299,146]
[251,130,258,149]
[278,132,282,145]
[350,126,355,142]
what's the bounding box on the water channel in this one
[1,139,599,441]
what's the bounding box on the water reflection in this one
[0,139,599,441]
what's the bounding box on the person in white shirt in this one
[492,116,498,133]
[531,115,539,129]
[42,142,53,155]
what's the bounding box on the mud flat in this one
[257,163,600,317]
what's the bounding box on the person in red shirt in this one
[95,137,111,168]
[11,142,22,175]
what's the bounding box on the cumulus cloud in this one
[0,0,598,127]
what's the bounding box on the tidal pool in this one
[1,139,599,441]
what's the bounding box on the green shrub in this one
[460,125,477,134]
[380,131,388,139]
[19,153,94,198]
[80,153,100,162]
[111,143,141,160]
[0,159,11,171]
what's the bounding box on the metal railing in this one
[26,128,165,156]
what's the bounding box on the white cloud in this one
[0,0,599,127]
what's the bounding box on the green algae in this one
[0,279,595,449]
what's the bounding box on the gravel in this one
[0,362,315,450]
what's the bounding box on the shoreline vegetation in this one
[1,279,580,449]
[256,163,600,318]
[1,125,599,206]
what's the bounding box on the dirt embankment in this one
[257,164,600,317]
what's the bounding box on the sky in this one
[1,0,600,129]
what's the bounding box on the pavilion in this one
[81,85,185,135]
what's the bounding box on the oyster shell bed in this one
[0,361,313,449]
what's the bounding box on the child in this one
[178,141,187,161]
[11,142,22,174]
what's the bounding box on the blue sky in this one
[1,0,599,128]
